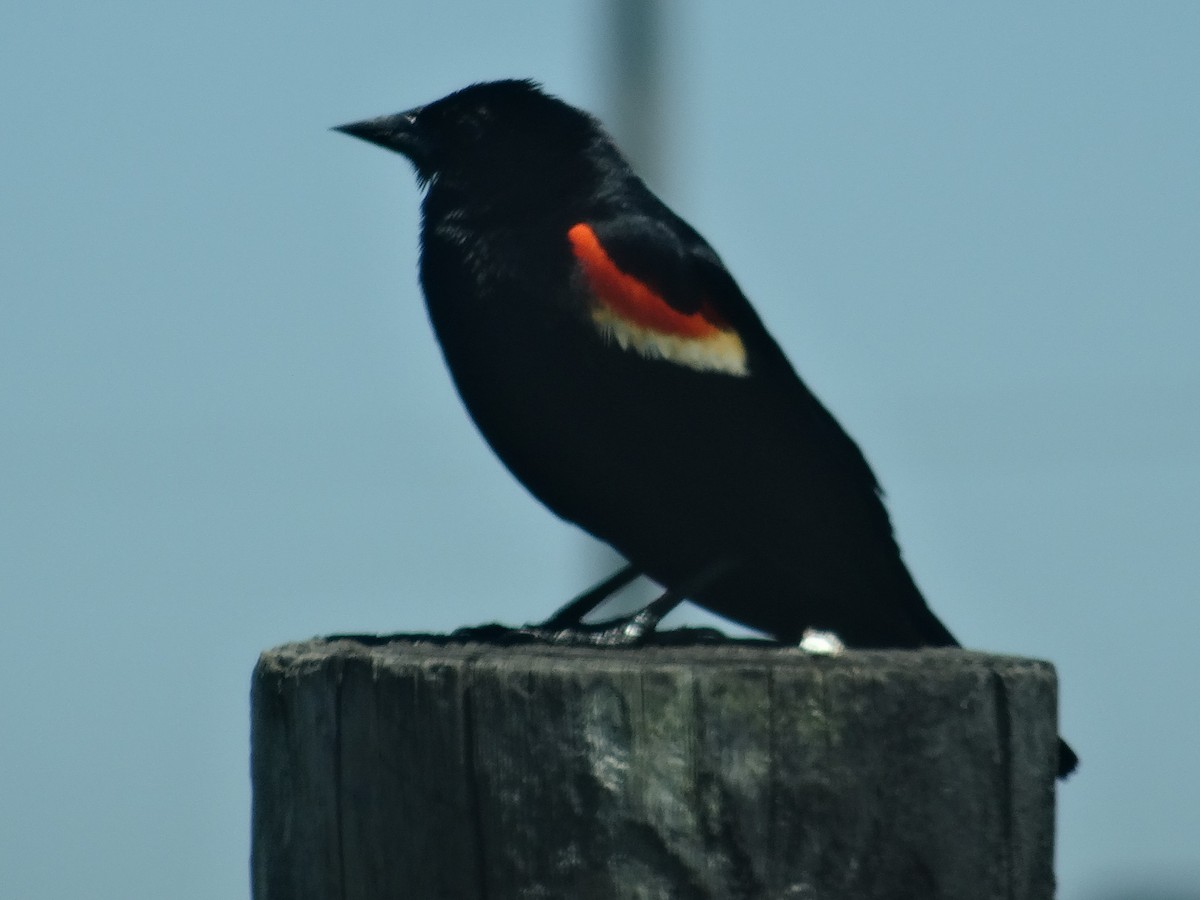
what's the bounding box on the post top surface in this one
[257,632,1058,683]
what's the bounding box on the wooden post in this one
[251,637,1061,900]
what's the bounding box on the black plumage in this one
[337,79,1076,777]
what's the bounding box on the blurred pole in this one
[603,0,668,191]
[577,0,672,613]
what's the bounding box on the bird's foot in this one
[542,610,660,647]
[798,628,846,655]
[451,608,663,648]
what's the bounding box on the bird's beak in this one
[333,108,435,171]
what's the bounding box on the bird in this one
[335,79,1076,777]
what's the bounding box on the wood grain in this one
[251,637,1060,899]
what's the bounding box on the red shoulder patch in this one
[567,223,722,339]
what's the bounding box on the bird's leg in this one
[540,563,641,629]
[451,560,737,647]
[514,584,682,646]
[537,558,739,647]
[577,587,686,645]
[450,563,640,644]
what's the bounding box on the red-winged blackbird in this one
[337,79,1076,777]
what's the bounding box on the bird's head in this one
[335,79,615,209]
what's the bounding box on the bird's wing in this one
[570,212,892,500]
[566,214,751,377]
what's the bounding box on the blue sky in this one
[3,4,1198,898]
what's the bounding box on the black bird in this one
[336,79,1076,777]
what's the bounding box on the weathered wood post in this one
[251,637,1062,899]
